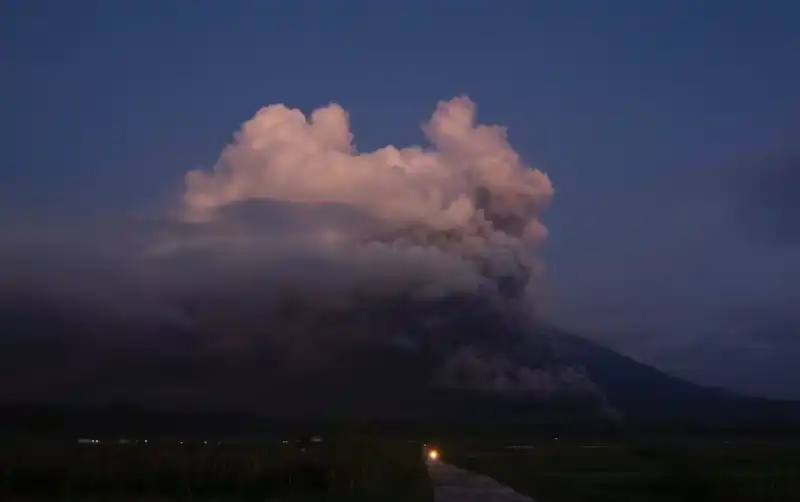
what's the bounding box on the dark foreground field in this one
[0,434,433,501]
[444,438,800,502]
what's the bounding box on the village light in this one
[427,448,439,461]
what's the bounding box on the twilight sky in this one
[2,0,799,398]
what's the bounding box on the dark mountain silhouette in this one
[544,326,800,422]
[2,293,800,436]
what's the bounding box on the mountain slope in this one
[3,297,800,424]
[546,326,800,422]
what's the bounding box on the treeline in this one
[3,403,800,441]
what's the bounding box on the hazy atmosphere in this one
[2,0,800,404]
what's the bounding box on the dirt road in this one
[426,460,536,502]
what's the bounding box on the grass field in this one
[444,438,800,502]
[0,434,433,501]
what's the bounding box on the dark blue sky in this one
[3,1,799,396]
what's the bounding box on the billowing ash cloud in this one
[435,345,600,400]
[174,96,552,303]
[1,97,608,411]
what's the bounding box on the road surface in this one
[426,460,537,502]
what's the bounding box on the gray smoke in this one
[435,345,601,400]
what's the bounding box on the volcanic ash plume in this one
[0,97,614,410]
[175,96,553,305]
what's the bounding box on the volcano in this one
[3,293,799,428]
